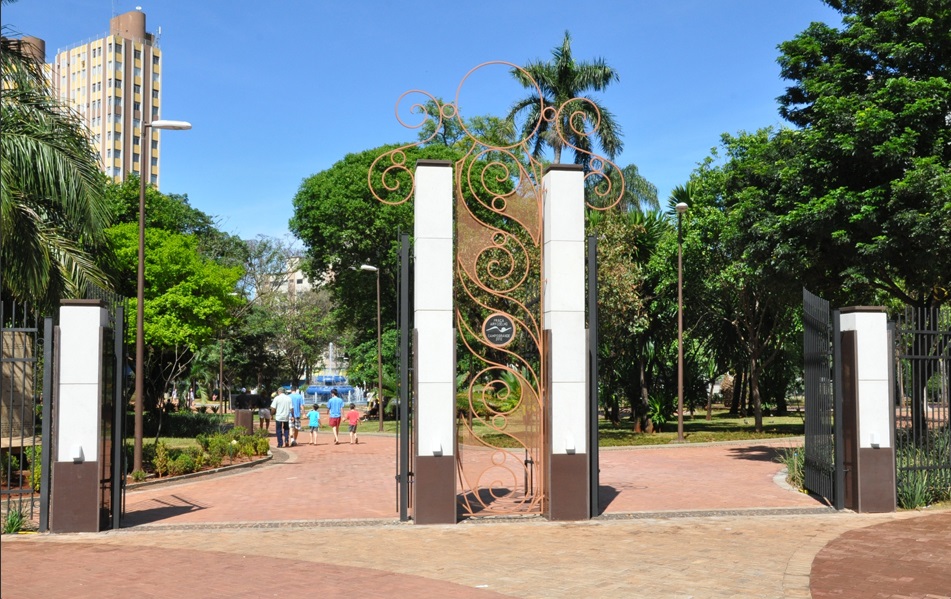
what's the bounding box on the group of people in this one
[261,388,361,448]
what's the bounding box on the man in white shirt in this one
[270,388,292,448]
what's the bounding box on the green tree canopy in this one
[290,143,460,346]
[776,0,951,307]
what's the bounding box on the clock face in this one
[483,313,516,347]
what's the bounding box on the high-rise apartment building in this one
[42,9,166,186]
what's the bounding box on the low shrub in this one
[3,510,25,534]
[777,446,804,490]
[1,451,20,474]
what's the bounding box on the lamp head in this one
[359,264,378,272]
[675,202,689,214]
[148,119,192,130]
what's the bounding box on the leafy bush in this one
[897,468,932,509]
[130,469,147,483]
[3,510,25,534]
[153,441,170,477]
[23,445,42,491]
[141,410,224,437]
[777,447,804,490]
[169,453,196,477]
[1,452,20,474]
[896,426,951,509]
[648,397,675,433]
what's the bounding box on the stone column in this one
[839,307,896,512]
[542,165,589,520]
[51,299,109,532]
[413,159,456,524]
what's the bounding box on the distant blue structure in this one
[305,375,361,404]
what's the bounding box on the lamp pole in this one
[360,264,384,432]
[675,201,689,443]
[133,119,191,474]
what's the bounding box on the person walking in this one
[327,388,344,445]
[289,387,305,447]
[345,403,361,444]
[270,388,292,448]
[258,401,271,433]
[307,404,320,445]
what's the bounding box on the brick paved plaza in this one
[2,436,949,598]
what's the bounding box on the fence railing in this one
[893,305,951,504]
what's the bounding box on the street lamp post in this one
[133,119,191,474]
[360,264,384,432]
[675,201,689,443]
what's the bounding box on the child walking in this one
[345,403,361,445]
[308,405,320,445]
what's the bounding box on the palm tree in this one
[508,31,623,169]
[1,19,113,311]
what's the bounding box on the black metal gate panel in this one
[803,288,836,505]
[1,300,52,530]
[893,305,951,505]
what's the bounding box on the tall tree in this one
[290,143,460,347]
[1,23,113,309]
[775,0,951,309]
[508,31,623,169]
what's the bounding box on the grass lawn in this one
[152,409,804,449]
[598,410,805,447]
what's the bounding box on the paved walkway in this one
[2,435,949,598]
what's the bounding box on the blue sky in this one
[5,0,842,241]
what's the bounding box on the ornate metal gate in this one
[454,156,546,516]
[372,62,624,519]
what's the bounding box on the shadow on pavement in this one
[122,494,209,526]
[726,445,786,463]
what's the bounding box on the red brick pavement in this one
[810,510,951,599]
[123,433,399,526]
[597,438,822,513]
[122,435,822,527]
[0,542,508,599]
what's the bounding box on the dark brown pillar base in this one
[549,453,589,521]
[858,447,897,512]
[51,461,100,533]
[414,455,456,524]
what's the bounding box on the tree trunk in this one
[750,356,763,433]
[730,369,744,415]
[636,357,651,432]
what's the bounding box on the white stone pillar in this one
[542,164,589,520]
[839,307,896,512]
[52,299,109,532]
[413,159,456,524]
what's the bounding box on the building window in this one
[152,89,159,99]
[134,101,141,112]
[151,157,158,167]
[151,107,158,119]
[132,153,139,164]
[151,140,158,150]
[134,67,141,78]
[134,83,141,94]
[133,135,140,146]
[133,118,141,130]
[134,49,141,60]
[115,150,122,161]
